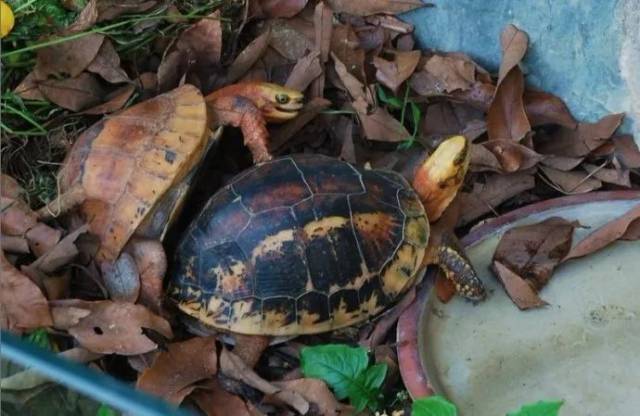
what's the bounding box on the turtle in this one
[36,82,303,305]
[168,135,487,343]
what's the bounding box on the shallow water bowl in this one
[397,191,640,415]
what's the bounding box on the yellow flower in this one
[1,1,15,38]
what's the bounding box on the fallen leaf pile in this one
[1,0,639,415]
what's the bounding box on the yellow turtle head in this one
[412,135,470,221]
[249,82,304,123]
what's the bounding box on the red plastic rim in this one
[396,190,640,399]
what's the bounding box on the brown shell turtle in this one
[37,82,303,271]
[169,135,486,341]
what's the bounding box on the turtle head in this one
[246,82,304,123]
[412,135,470,222]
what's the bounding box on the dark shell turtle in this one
[169,147,485,336]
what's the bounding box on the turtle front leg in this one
[207,95,272,163]
[100,238,167,312]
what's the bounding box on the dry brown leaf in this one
[1,197,38,236]
[25,223,62,257]
[325,0,426,16]
[156,50,188,93]
[177,11,222,69]
[285,50,323,91]
[373,50,421,92]
[86,39,130,84]
[0,252,53,332]
[360,286,416,349]
[482,139,544,172]
[540,155,584,171]
[51,299,173,355]
[355,98,411,142]
[367,14,414,34]
[449,81,495,110]
[523,89,577,129]
[582,163,631,187]
[136,336,217,403]
[271,378,341,416]
[0,175,25,200]
[622,218,640,240]
[101,252,140,303]
[96,0,157,22]
[539,166,602,194]
[314,1,332,63]
[493,217,577,290]
[330,24,366,82]
[470,143,502,172]
[563,204,640,262]
[191,380,255,416]
[14,72,46,100]
[1,235,29,254]
[257,0,309,18]
[82,84,136,115]
[269,19,314,61]
[25,225,88,276]
[66,0,98,32]
[492,261,548,310]
[227,29,272,84]
[34,34,105,80]
[38,73,106,111]
[537,113,625,158]
[458,172,535,225]
[422,54,475,93]
[331,53,368,101]
[220,348,309,414]
[613,135,640,168]
[487,66,531,141]
[497,24,528,86]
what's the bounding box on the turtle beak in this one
[258,83,304,123]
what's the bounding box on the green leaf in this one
[346,363,388,412]
[410,101,421,133]
[507,400,564,416]
[300,344,369,400]
[25,328,53,350]
[412,396,458,416]
[377,85,403,109]
[96,404,118,416]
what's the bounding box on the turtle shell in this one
[59,85,209,262]
[170,155,430,336]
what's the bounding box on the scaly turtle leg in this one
[205,82,303,163]
[414,135,487,301]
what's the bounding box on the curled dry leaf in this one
[285,50,323,91]
[25,223,62,257]
[540,155,584,171]
[539,166,602,194]
[86,39,130,84]
[0,252,53,332]
[101,252,140,303]
[1,197,38,236]
[191,380,255,416]
[497,24,528,86]
[493,217,577,290]
[24,225,88,277]
[563,204,640,262]
[354,98,412,142]
[34,34,105,80]
[582,163,631,187]
[220,348,309,414]
[14,72,47,100]
[613,135,640,169]
[487,66,531,141]
[458,172,535,225]
[128,240,166,313]
[470,143,502,172]
[177,11,222,68]
[537,113,625,158]
[269,19,314,61]
[271,378,342,416]
[331,53,368,102]
[492,261,548,310]
[96,0,158,22]
[523,89,577,129]
[325,0,426,16]
[136,336,217,404]
[482,139,544,173]
[0,174,25,200]
[82,84,136,115]
[1,235,30,254]
[38,73,106,112]
[373,50,421,93]
[51,299,173,355]
[226,29,272,84]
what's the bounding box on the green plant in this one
[412,395,564,416]
[96,404,118,416]
[300,344,387,412]
[377,85,422,149]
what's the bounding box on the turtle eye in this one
[275,94,290,105]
